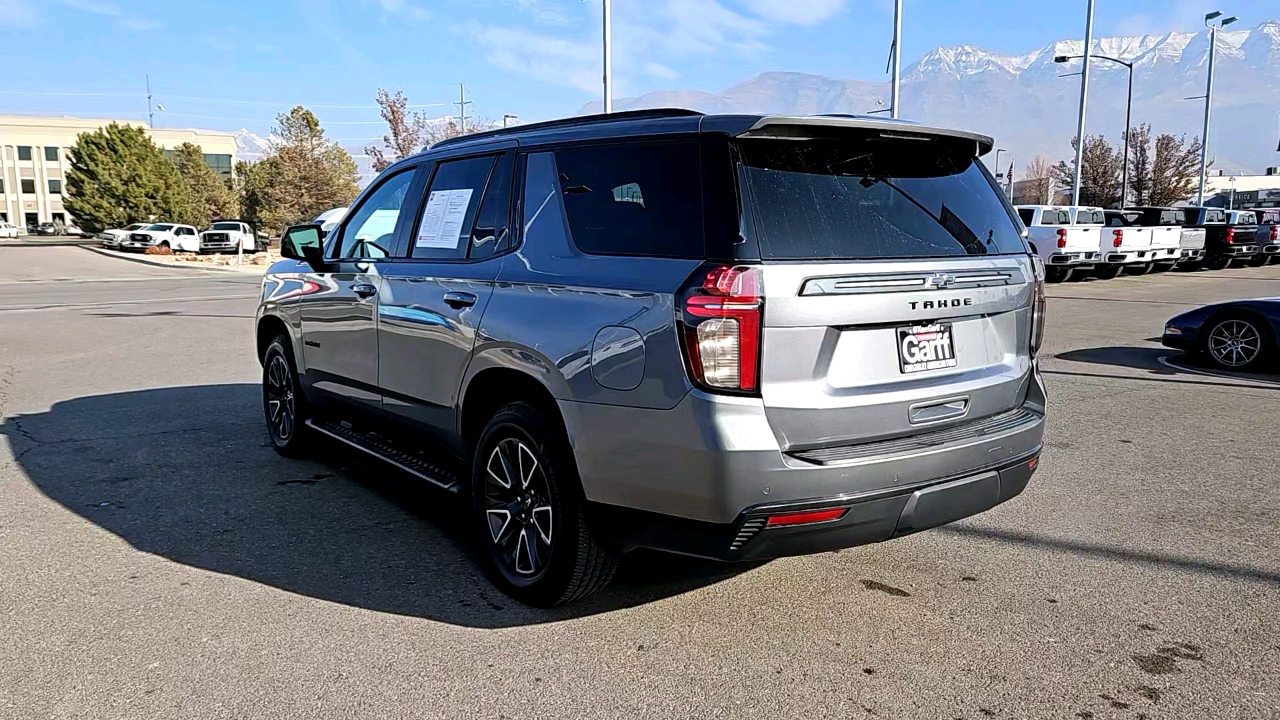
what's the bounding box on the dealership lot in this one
[1,247,1277,719]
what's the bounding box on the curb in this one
[80,244,268,275]
[1,238,98,247]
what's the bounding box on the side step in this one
[305,418,462,492]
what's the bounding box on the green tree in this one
[63,122,195,233]
[171,142,237,226]
[250,106,360,236]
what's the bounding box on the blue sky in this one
[0,0,1273,148]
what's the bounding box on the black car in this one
[33,223,61,236]
[1163,298,1280,371]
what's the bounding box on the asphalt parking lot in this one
[1,247,1277,720]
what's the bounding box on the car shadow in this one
[1052,346,1280,386]
[1,384,757,627]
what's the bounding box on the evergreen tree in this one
[1150,134,1205,207]
[63,123,195,233]
[172,142,238,226]
[250,106,360,236]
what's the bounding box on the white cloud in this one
[118,17,160,30]
[743,0,846,26]
[57,0,121,16]
[373,0,429,22]
[0,0,42,28]
[469,0,769,95]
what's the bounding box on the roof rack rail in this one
[429,108,704,150]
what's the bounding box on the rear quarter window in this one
[553,141,704,259]
[1017,208,1034,225]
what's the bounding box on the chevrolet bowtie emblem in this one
[924,273,955,289]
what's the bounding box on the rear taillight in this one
[680,265,763,394]
[1270,226,1278,242]
[1030,257,1046,356]
[766,508,847,527]
[1226,228,1235,243]
[1112,228,1123,247]
[1056,228,1067,249]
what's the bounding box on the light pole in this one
[1198,11,1237,205]
[503,114,519,128]
[890,0,902,119]
[1228,176,1236,209]
[602,0,612,113]
[1056,53,1133,207]
[994,148,1007,190]
[1069,0,1096,206]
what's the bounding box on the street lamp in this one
[1056,52,1134,208]
[1069,0,1097,207]
[1198,11,1238,205]
[502,114,519,128]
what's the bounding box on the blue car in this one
[1163,298,1280,371]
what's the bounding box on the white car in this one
[0,221,19,239]
[99,223,148,249]
[119,223,200,252]
[200,220,260,253]
[311,207,348,233]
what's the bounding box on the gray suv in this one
[256,110,1047,606]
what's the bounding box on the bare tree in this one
[1021,156,1055,205]
[1125,124,1153,206]
[1150,133,1205,207]
[366,89,430,173]
[1053,135,1123,207]
[422,117,493,148]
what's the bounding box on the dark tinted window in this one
[20,179,34,194]
[412,156,495,260]
[737,136,1025,259]
[554,141,704,259]
[1258,210,1280,224]
[1017,209,1034,225]
[1075,210,1104,225]
[1204,209,1225,223]
[469,153,514,260]
[48,179,61,194]
[17,146,31,161]
[45,147,58,162]
[1231,212,1257,226]
[336,168,415,259]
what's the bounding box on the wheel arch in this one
[1200,307,1277,353]
[256,314,291,365]
[459,366,569,462]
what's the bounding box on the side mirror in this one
[280,223,327,268]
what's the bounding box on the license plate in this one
[897,323,958,373]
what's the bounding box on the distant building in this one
[1202,169,1280,209]
[0,115,237,230]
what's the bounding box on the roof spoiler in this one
[735,115,995,157]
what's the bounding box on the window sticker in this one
[416,188,474,248]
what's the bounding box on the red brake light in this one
[766,507,847,527]
[1226,228,1235,243]
[1056,227,1067,248]
[681,265,763,393]
[1112,228,1123,247]
[1270,226,1278,242]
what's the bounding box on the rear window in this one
[1258,210,1280,224]
[1017,209,1034,225]
[553,141,703,259]
[211,222,241,231]
[1159,211,1180,225]
[1231,212,1257,225]
[1204,209,1226,223]
[736,136,1025,260]
[148,224,173,231]
[1074,210,1104,225]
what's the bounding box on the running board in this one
[305,418,462,492]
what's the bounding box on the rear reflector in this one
[765,507,848,527]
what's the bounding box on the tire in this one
[1248,254,1269,267]
[1044,266,1072,283]
[1205,256,1230,271]
[263,335,313,457]
[1094,264,1123,280]
[471,401,619,607]
[1202,314,1273,372]
[1124,262,1153,276]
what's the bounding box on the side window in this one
[335,168,415,259]
[1017,209,1034,226]
[469,153,515,260]
[411,156,495,260]
[553,141,704,259]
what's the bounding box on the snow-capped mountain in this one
[233,129,270,162]
[585,19,1280,176]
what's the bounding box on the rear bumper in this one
[1047,251,1097,266]
[1178,248,1206,262]
[562,367,1046,528]
[1209,245,1257,258]
[1101,250,1155,264]
[593,449,1039,561]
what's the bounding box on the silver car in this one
[255,111,1047,606]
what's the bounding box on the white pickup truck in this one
[1015,205,1100,282]
[199,220,260,253]
[118,223,201,252]
[1094,209,1156,278]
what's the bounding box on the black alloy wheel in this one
[262,335,312,456]
[482,437,556,579]
[472,402,619,607]
[1203,315,1271,371]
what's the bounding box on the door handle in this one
[442,291,477,309]
[352,283,378,299]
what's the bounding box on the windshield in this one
[147,224,173,231]
[211,222,241,230]
[736,136,1026,260]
